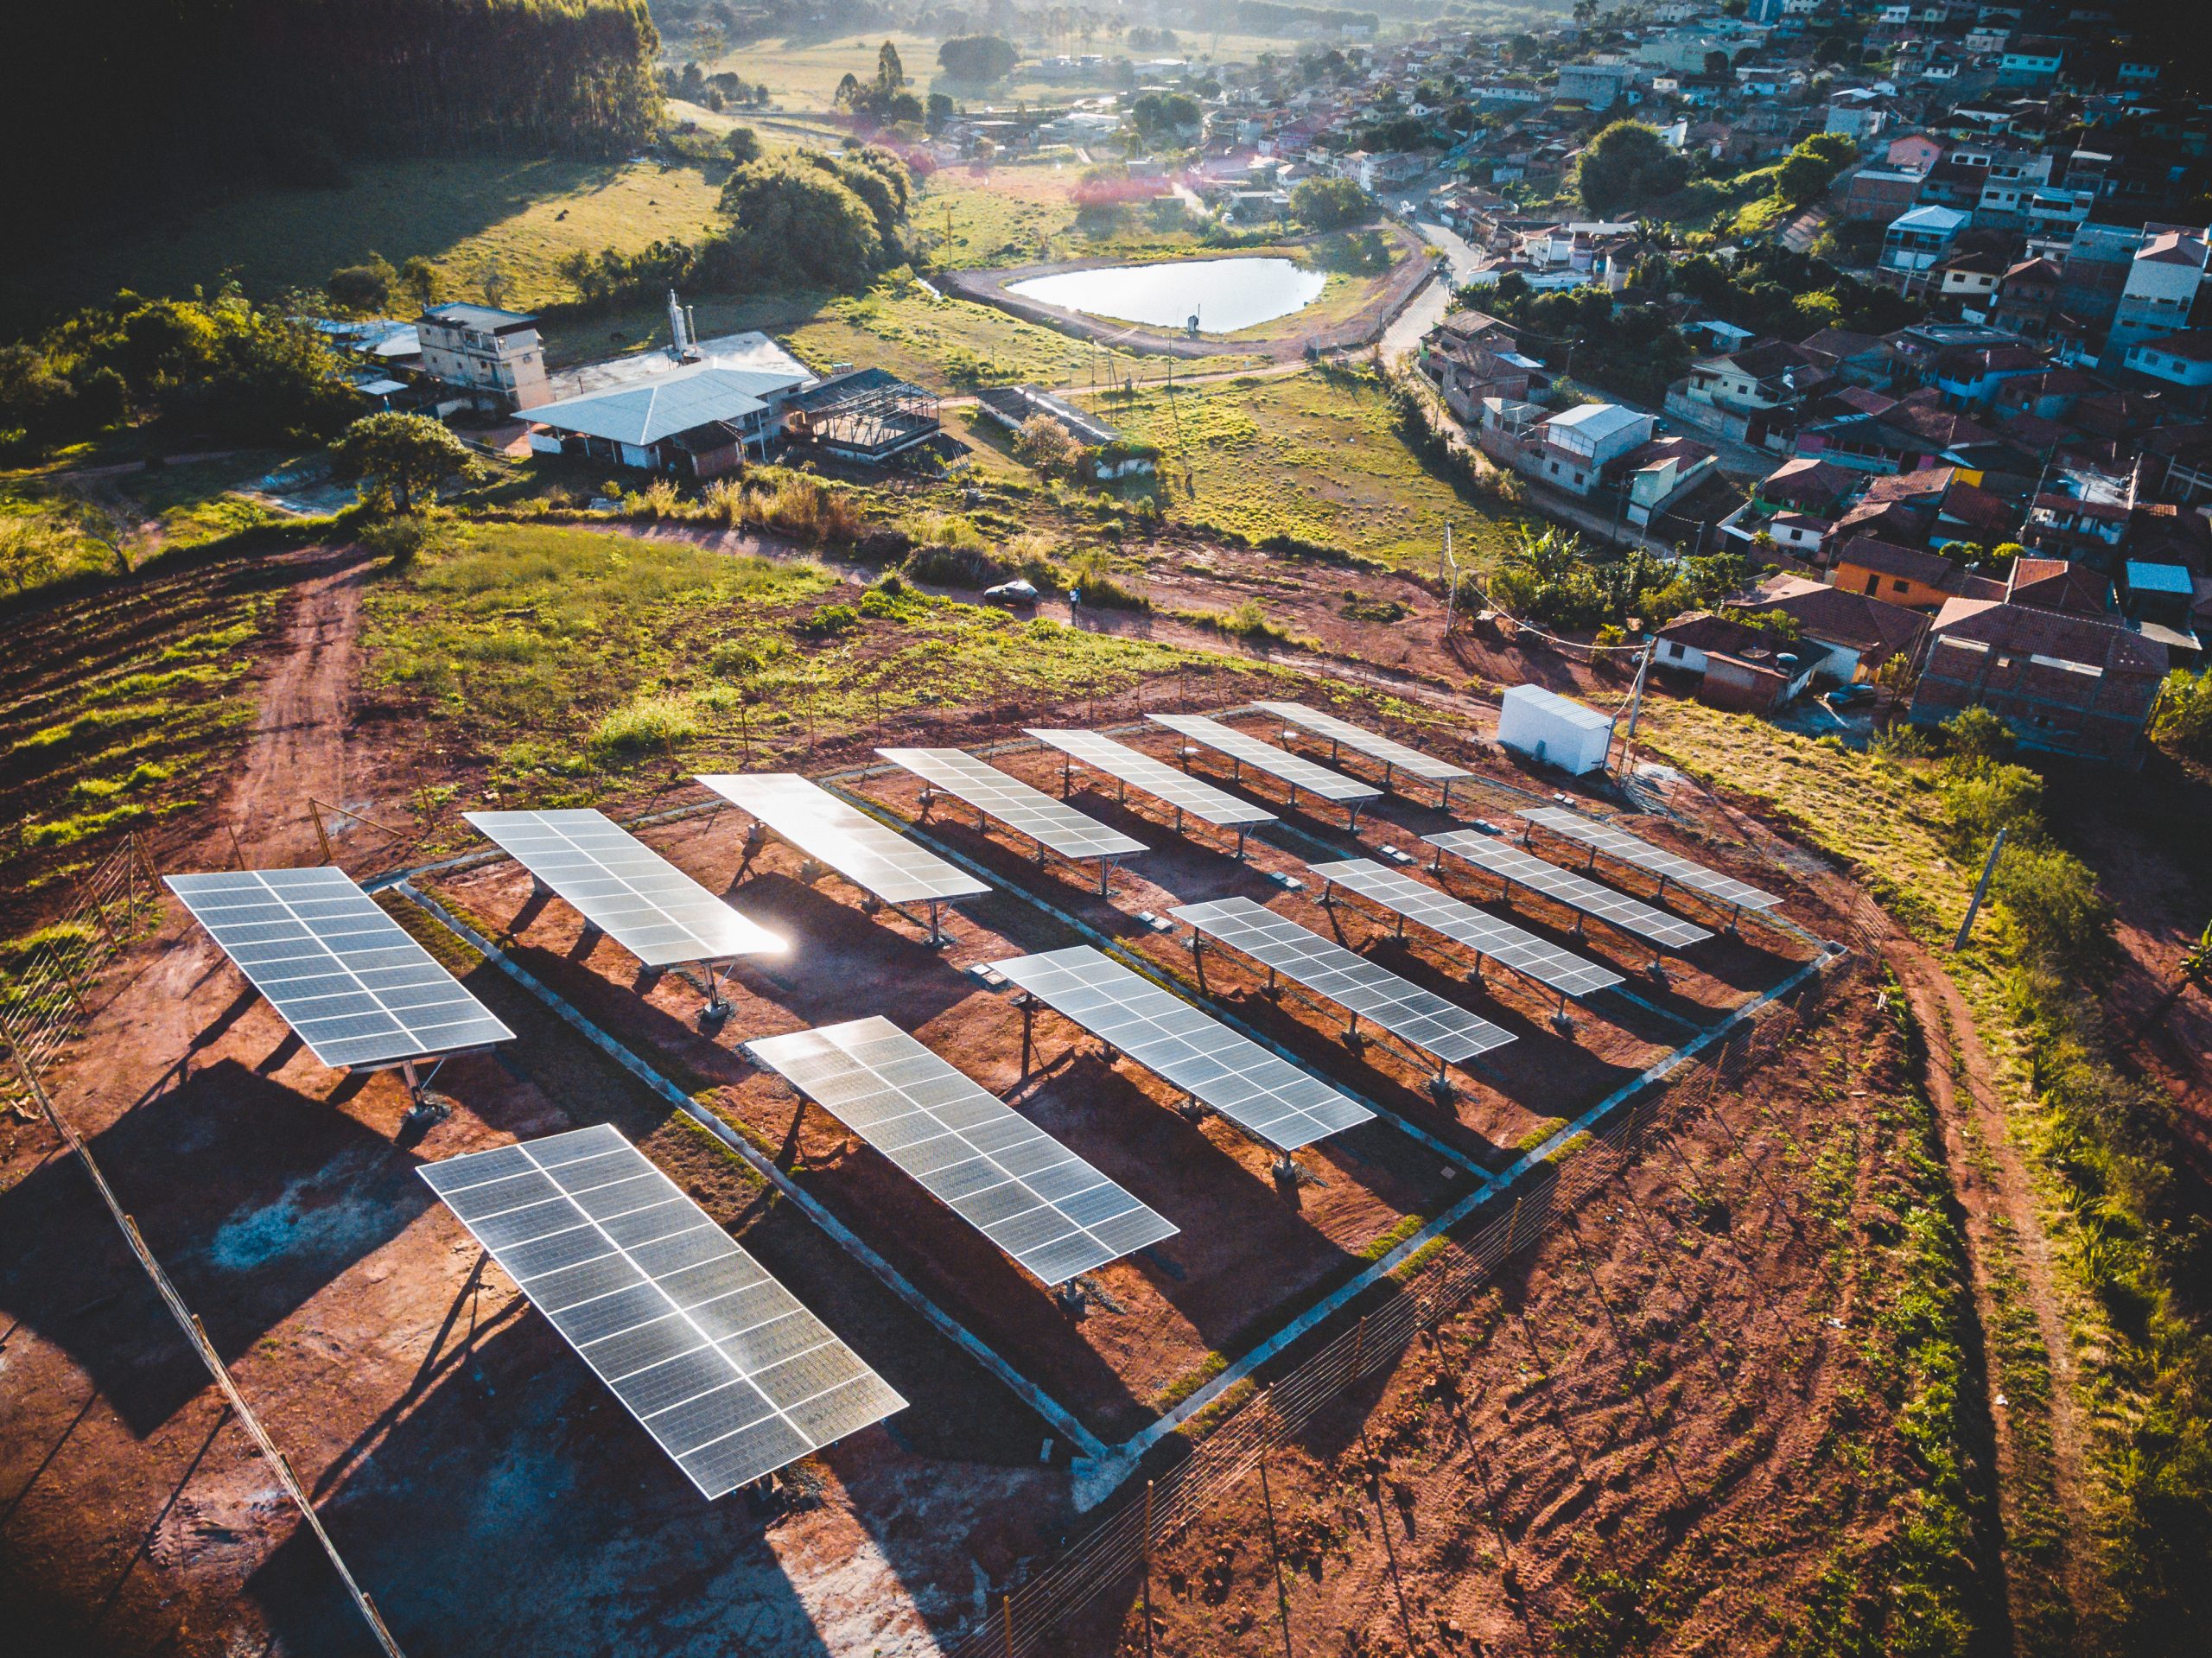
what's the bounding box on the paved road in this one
[1377,217,1484,366]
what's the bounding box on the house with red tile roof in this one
[1908,599,2169,764]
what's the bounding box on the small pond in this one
[1007,256,1325,334]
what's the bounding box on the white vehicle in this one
[983,578,1039,607]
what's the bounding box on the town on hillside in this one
[3,4,2211,1658]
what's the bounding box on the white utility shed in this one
[1496,684,1614,775]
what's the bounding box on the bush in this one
[1290,176,1376,230]
[796,601,861,638]
[1064,547,1148,611]
[2152,666,2212,763]
[358,511,451,569]
[588,694,698,758]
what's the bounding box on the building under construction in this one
[781,367,942,463]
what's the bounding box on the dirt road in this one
[214,554,371,866]
[1886,933,2094,1647]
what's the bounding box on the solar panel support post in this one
[310,804,336,867]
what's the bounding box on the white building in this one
[2108,229,2212,363]
[1534,403,1656,495]
[415,302,551,411]
[1496,685,1614,775]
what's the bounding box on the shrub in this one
[588,694,699,757]
[1063,547,1148,611]
[796,601,861,638]
[358,511,451,568]
[2152,665,2212,763]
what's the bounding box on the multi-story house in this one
[1909,599,2167,764]
[1880,205,1971,288]
[415,302,551,411]
[2106,227,2211,365]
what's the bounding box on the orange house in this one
[1827,537,1977,611]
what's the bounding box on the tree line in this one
[11,0,664,223]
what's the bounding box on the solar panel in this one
[694,774,991,906]
[747,1017,1176,1285]
[1146,714,1382,806]
[1427,831,1713,951]
[1310,859,1625,999]
[1518,807,1782,912]
[1250,702,1470,784]
[166,867,514,1070]
[466,810,785,969]
[420,1124,903,1498]
[988,946,1373,1153]
[876,748,1147,862]
[1169,898,1514,1065]
[1024,729,1275,828]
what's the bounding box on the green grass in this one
[9,156,733,321]
[364,521,1260,795]
[1109,367,1522,567]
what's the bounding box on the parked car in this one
[984,578,1039,607]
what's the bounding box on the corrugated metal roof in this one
[526,365,803,447]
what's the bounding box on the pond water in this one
[1007,257,1325,334]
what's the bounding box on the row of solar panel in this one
[167,707,1776,1501]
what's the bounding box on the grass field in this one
[697,32,1306,112]
[1109,368,1523,568]
[365,522,1252,788]
[8,157,731,323]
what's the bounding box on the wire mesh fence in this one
[0,833,158,1091]
[951,948,1859,1658]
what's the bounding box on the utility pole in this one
[1954,829,2007,951]
[1616,636,1655,776]
[1440,522,1458,636]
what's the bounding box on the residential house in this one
[1554,63,1634,107]
[2005,556,2116,616]
[1740,573,1933,682]
[1881,205,1972,288]
[1419,312,1535,422]
[2107,228,2212,365]
[1653,611,1818,712]
[1842,167,1926,220]
[2122,330,2212,411]
[415,302,551,411]
[1624,436,1720,528]
[524,363,810,475]
[1531,403,1657,495]
[1830,537,1978,607]
[1990,256,2063,337]
[1909,598,2168,763]
[2024,464,2135,557]
[2121,561,2205,657]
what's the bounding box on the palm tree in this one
[2135,919,2212,1037]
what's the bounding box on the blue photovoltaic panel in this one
[1250,702,1470,783]
[747,1017,1176,1284]
[694,773,991,905]
[166,867,512,1070]
[1146,714,1382,804]
[1518,807,1782,912]
[988,946,1373,1153]
[1309,859,1624,999]
[1024,729,1275,829]
[1426,831,1712,951]
[876,748,1146,861]
[420,1123,903,1498]
[1169,897,1514,1065]
[466,810,785,968]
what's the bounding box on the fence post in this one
[1259,1452,1295,1658]
[1001,1591,1015,1658]
[1141,1480,1155,1658]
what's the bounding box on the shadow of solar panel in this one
[1519,807,1781,911]
[747,1018,1175,1284]
[1426,832,1712,950]
[165,867,514,1070]
[463,810,785,968]
[1022,730,1276,827]
[1309,859,1625,998]
[1169,898,1514,1064]
[1145,714,1382,804]
[1250,702,1471,782]
[419,1124,901,1497]
[987,947,1374,1152]
[694,774,991,905]
[878,748,1148,861]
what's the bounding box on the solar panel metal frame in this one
[166,867,514,1071]
[1518,807,1782,912]
[694,773,991,906]
[1146,713,1383,808]
[1427,830,1713,950]
[1024,728,1275,829]
[1169,897,1515,1068]
[1250,702,1470,786]
[465,810,785,969]
[746,1016,1176,1286]
[876,747,1147,867]
[419,1123,904,1498]
[988,945,1374,1153]
[1310,858,1625,999]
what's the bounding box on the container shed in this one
[1496,684,1614,774]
